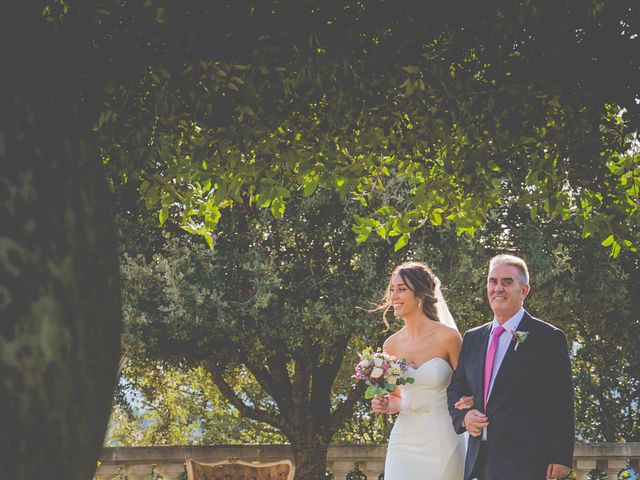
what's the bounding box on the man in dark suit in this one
[447,254,574,480]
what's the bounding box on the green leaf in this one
[271,197,285,219]
[611,241,621,258]
[376,225,388,238]
[401,66,420,74]
[159,207,169,226]
[275,186,291,199]
[204,206,221,229]
[303,177,319,196]
[456,225,475,236]
[255,192,272,208]
[355,232,371,244]
[601,235,615,247]
[204,232,214,250]
[431,209,443,226]
[394,233,409,252]
[155,7,166,24]
[180,224,198,235]
[364,385,376,400]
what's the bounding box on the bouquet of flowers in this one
[353,347,414,401]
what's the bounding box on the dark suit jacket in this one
[447,311,574,480]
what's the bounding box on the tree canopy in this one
[65,0,640,254]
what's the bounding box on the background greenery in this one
[108,206,639,449]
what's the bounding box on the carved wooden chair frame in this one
[185,456,295,480]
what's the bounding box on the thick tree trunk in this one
[290,433,331,480]
[0,6,121,480]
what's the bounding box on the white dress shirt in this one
[485,307,525,402]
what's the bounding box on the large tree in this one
[1,4,121,480]
[119,193,398,478]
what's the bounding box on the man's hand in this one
[546,463,571,479]
[463,409,489,437]
[454,396,475,410]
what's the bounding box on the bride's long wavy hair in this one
[373,261,440,331]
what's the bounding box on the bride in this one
[371,261,470,480]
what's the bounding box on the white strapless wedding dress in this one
[384,357,466,480]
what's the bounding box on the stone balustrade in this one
[96,443,640,479]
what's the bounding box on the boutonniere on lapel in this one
[511,330,529,351]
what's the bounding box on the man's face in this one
[487,263,530,321]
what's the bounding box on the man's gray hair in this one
[489,254,529,286]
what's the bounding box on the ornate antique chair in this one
[186,457,294,480]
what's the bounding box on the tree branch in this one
[310,335,350,425]
[292,345,314,412]
[237,344,294,416]
[329,380,367,434]
[266,347,295,416]
[206,363,289,435]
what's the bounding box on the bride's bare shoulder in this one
[434,322,462,342]
[383,329,404,355]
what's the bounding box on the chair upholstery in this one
[186,457,294,480]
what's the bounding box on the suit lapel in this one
[489,312,532,400]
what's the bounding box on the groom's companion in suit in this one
[447,254,574,480]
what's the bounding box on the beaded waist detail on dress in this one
[400,401,448,415]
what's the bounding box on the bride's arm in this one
[371,335,403,415]
[445,327,463,370]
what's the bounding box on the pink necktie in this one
[484,325,506,410]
